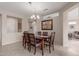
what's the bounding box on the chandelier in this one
[26,2,40,20]
[30,14,40,20]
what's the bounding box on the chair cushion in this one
[30,39,42,47]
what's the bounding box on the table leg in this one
[42,38,44,56]
[23,36,25,47]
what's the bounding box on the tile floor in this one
[0,42,79,56]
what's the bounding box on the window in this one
[67,7,78,20]
[7,16,22,33]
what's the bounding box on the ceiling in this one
[0,2,68,17]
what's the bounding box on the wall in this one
[59,2,78,47]
[40,3,78,46]
[0,3,77,46]
[68,7,79,32]
[33,13,62,45]
[40,2,78,46]
[27,2,78,46]
[42,13,61,45]
[63,3,79,47]
[0,15,2,48]
[0,8,29,46]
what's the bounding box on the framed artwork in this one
[41,19,53,30]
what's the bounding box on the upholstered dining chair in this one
[28,33,44,55]
[44,32,55,53]
[51,32,55,51]
[38,31,42,35]
[43,32,48,36]
[23,31,29,48]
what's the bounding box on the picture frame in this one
[41,19,53,30]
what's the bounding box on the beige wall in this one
[28,3,78,46]
[28,13,62,45]
[63,3,79,47]
[41,3,78,46]
[41,2,78,46]
[33,13,63,45]
[0,2,76,46]
[52,2,77,47]
[0,15,2,47]
[50,2,78,46]
[0,2,77,46]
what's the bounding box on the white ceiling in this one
[0,2,68,17]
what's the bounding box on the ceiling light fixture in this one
[26,2,40,21]
[31,14,40,20]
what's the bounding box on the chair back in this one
[23,31,29,42]
[38,31,41,35]
[51,32,55,44]
[43,32,48,36]
[23,31,28,36]
[28,33,35,44]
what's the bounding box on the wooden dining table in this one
[35,35,50,55]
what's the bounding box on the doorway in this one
[63,3,79,48]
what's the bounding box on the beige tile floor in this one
[0,42,79,56]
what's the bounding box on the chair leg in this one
[23,41,25,48]
[23,38,25,47]
[52,41,54,50]
[34,47,36,55]
[24,42,26,49]
[52,45,54,50]
[40,44,42,50]
[28,44,30,51]
[28,44,31,52]
[24,44,26,49]
[29,44,31,52]
[27,43,29,50]
[41,44,44,56]
[49,42,51,53]
[42,48,44,56]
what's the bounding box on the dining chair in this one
[51,32,55,51]
[23,31,29,48]
[44,32,55,53]
[38,31,41,35]
[28,33,44,55]
[43,32,48,36]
